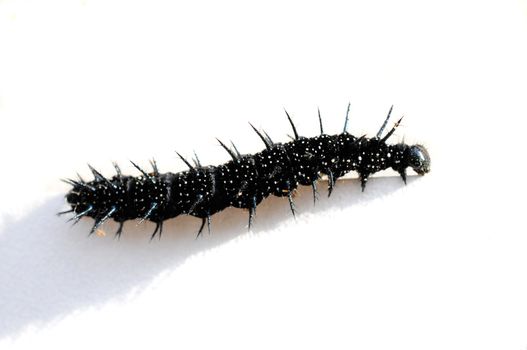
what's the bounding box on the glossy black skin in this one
[64,126,430,238]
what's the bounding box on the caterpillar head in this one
[408,144,430,175]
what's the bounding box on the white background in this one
[1,0,526,349]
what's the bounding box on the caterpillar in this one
[60,105,431,239]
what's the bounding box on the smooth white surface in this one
[1,0,527,348]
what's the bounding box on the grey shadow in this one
[0,175,413,338]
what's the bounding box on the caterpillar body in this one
[61,106,431,239]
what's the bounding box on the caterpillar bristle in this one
[89,206,116,236]
[217,138,238,161]
[311,180,318,205]
[287,192,296,219]
[57,209,74,216]
[342,102,351,133]
[150,221,163,241]
[249,123,272,150]
[150,159,159,176]
[284,109,299,140]
[176,151,194,170]
[317,107,324,135]
[115,222,124,240]
[67,205,93,224]
[230,141,242,158]
[139,202,158,225]
[112,162,122,177]
[262,130,274,146]
[192,151,202,168]
[130,160,155,184]
[381,116,404,143]
[87,164,105,182]
[196,216,211,238]
[376,105,394,139]
[61,178,79,187]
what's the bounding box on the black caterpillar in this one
[60,105,431,239]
